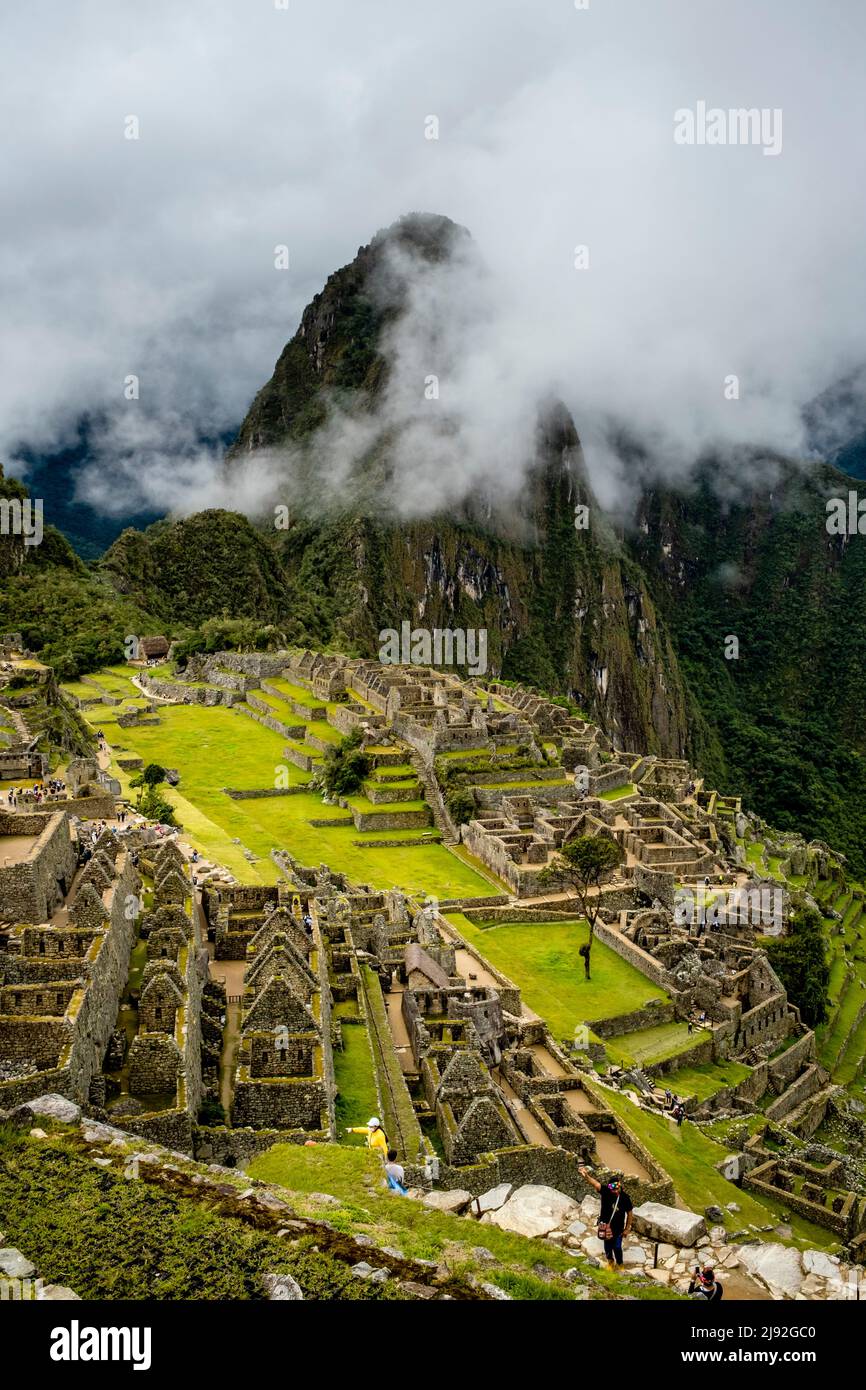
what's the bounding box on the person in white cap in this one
[346,1116,388,1155]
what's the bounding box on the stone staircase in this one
[408,750,459,844]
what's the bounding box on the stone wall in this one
[0,849,137,1108]
[232,1072,327,1129]
[737,994,792,1051]
[192,1124,327,1166]
[592,918,671,989]
[121,1107,193,1153]
[766,1032,816,1092]
[764,1063,825,1123]
[590,999,675,1040]
[349,806,432,832]
[743,1161,857,1238]
[0,809,77,924]
[440,1139,673,1208]
[128,1033,182,1093]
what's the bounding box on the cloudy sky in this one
[2,0,865,518]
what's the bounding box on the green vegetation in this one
[77,696,491,898]
[316,728,371,798]
[658,1057,751,1102]
[606,1022,711,1069]
[637,463,866,880]
[247,1142,677,1299]
[539,836,625,980]
[598,1090,840,1251]
[130,761,178,827]
[333,1021,379,1132]
[765,903,831,1027]
[360,966,421,1154]
[447,915,667,1039]
[0,1127,401,1300]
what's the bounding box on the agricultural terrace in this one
[65,669,494,901]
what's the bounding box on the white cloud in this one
[2,0,864,520]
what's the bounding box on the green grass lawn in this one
[606,1021,711,1068]
[599,784,636,801]
[657,1057,751,1102]
[446,916,666,1038]
[246,1143,677,1298]
[92,701,491,898]
[333,1022,379,1132]
[262,676,326,710]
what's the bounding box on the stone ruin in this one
[231,898,334,1136]
[0,826,140,1114]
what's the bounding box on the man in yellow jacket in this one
[346,1116,388,1155]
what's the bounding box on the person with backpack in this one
[579,1167,633,1268]
[384,1148,407,1195]
[345,1116,388,1156]
[689,1266,724,1301]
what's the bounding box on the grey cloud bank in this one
[1,0,864,523]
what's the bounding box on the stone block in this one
[474,1183,513,1214]
[0,1249,36,1278]
[632,1202,707,1247]
[422,1188,472,1213]
[263,1272,303,1300]
[486,1185,581,1239]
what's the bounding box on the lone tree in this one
[540,834,624,980]
[129,762,177,827]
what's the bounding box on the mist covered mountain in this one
[6,213,866,871]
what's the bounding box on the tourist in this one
[689,1266,723,1301]
[578,1167,633,1268]
[673,1102,685,1127]
[345,1116,389,1156]
[384,1148,407,1195]
[664,1088,672,1110]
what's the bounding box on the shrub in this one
[446,788,476,825]
[319,732,370,799]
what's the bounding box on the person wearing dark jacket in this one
[689,1267,724,1300]
[579,1167,633,1268]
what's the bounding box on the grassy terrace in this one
[814,879,866,1097]
[262,676,326,710]
[446,915,667,1040]
[606,1021,711,1069]
[247,1143,676,1299]
[333,1019,379,1133]
[599,1090,840,1251]
[77,688,491,899]
[650,1057,751,1102]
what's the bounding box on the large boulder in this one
[737,1243,804,1298]
[422,1188,472,1214]
[474,1183,513,1215]
[0,1249,35,1279]
[632,1202,707,1247]
[801,1249,841,1282]
[38,1284,81,1301]
[484,1185,581,1239]
[7,1094,80,1128]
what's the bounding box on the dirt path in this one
[384,985,416,1075]
[208,958,245,1120]
[492,1067,554,1147]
